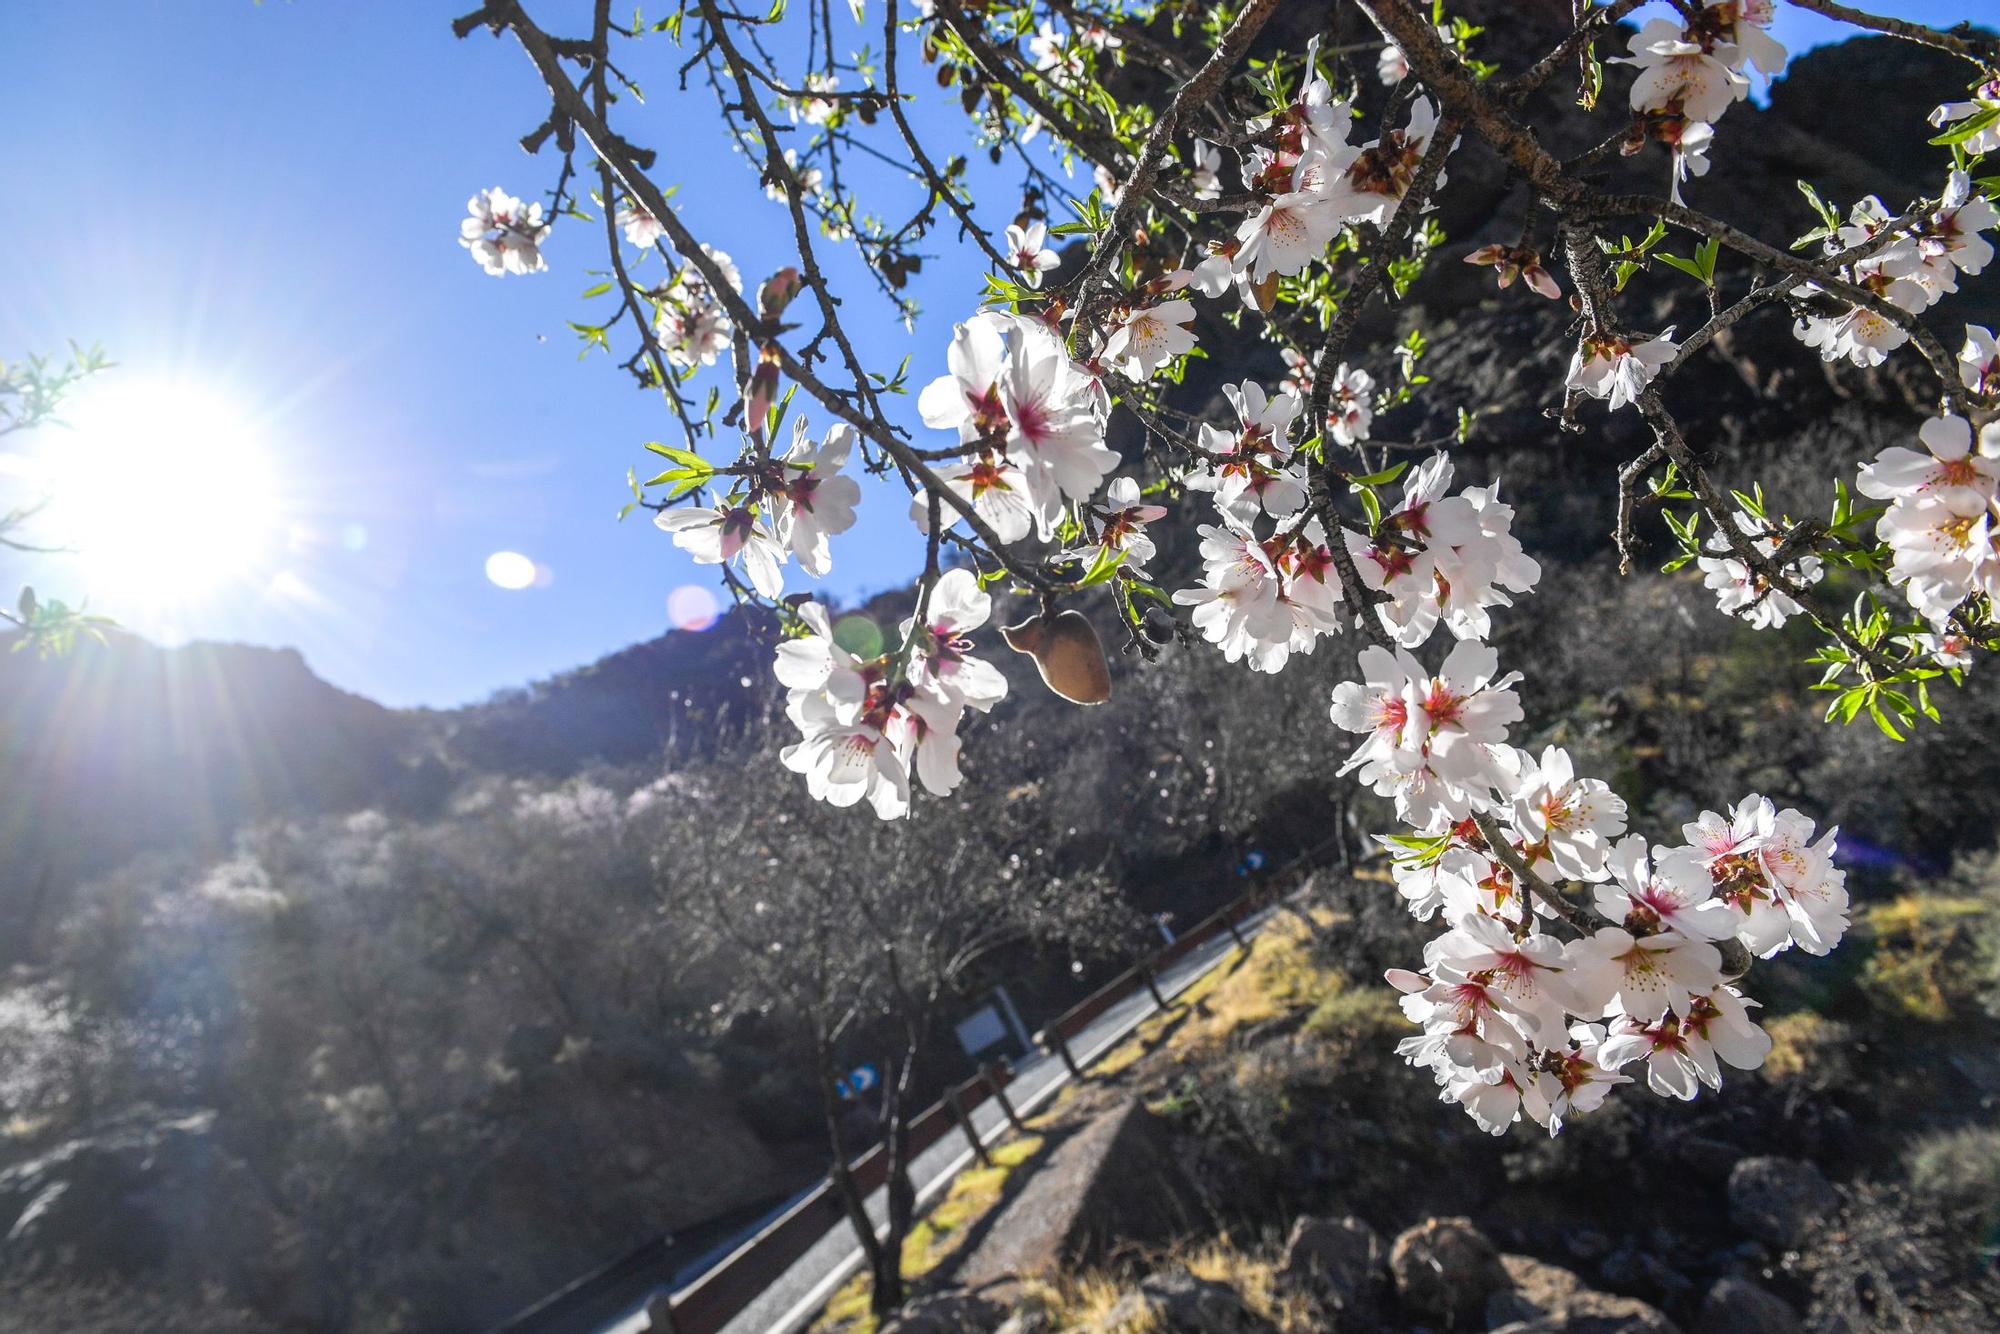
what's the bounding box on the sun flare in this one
[37,379,283,609]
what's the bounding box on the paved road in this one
[604,902,1278,1334]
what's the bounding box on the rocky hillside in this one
[811,883,2000,1333]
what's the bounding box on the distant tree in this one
[658,751,1131,1314]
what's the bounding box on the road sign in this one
[837,1063,879,1100]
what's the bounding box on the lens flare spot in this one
[667,583,720,630]
[832,613,883,658]
[485,551,538,590]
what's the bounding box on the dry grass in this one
[811,1133,1048,1333]
[1016,1236,1321,1333]
[1858,893,1992,1022]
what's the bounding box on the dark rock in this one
[1389,1216,1507,1329]
[1563,1228,1613,1263]
[946,1100,1201,1292]
[1671,1135,1746,1183]
[883,1290,1009,1334]
[1598,1246,1695,1307]
[1487,1254,1680,1332]
[1695,1276,1802,1334]
[1277,1214,1388,1317]
[1728,1157,1839,1248]
[1097,1270,1276,1334]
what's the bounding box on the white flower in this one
[654,502,786,598]
[1598,985,1770,1099]
[653,245,742,369]
[1962,324,2000,398]
[902,567,1008,712]
[1566,330,1676,411]
[1705,0,1787,76]
[1323,98,1451,228]
[1877,491,1993,626]
[1697,508,1822,631]
[1325,363,1375,446]
[772,601,867,711]
[777,418,862,577]
[1755,809,1850,957]
[1509,746,1627,884]
[764,148,825,202]
[1566,926,1723,1022]
[1615,18,1749,124]
[1857,414,2000,512]
[1233,193,1342,284]
[1792,276,1926,367]
[1427,912,1583,1043]
[916,457,1038,545]
[780,690,910,818]
[1593,835,1741,941]
[1102,299,1198,380]
[460,187,550,276]
[1006,222,1061,287]
[616,201,666,248]
[1377,43,1408,85]
[1068,476,1168,573]
[1531,1024,1630,1134]
[791,72,840,125]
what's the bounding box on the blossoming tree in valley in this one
[448,0,2000,1147]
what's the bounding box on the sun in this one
[38,379,283,609]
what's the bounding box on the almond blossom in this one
[1005,221,1060,288]
[1593,836,1740,942]
[460,187,551,276]
[1101,300,1198,380]
[1508,746,1627,884]
[615,200,666,248]
[1566,330,1677,411]
[1962,324,2000,397]
[1615,18,1748,124]
[1068,476,1167,573]
[776,418,862,577]
[1566,927,1724,1023]
[902,567,1008,713]
[1697,509,1823,631]
[655,501,787,598]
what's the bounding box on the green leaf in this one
[1929,105,2000,147]
[1348,461,1410,487]
[1075,546,1127,588]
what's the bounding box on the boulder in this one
[1277,1214,1388,1318]
[1096,1270,1276,1334]
[1727,1158,1839,1247]
[1485,1253,1679,1332]
[1695,1277,1802,1334]
[884,1289,1010,1334]
[1389,1216,1507,1328]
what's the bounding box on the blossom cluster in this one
[1613,1,1784,204]
[460,187,551,277]
[1857,360,2000,637]
[1794,171,1996,368]
[773,569,1007,819]
[655,415,861,598]
[1376,749,1847,1133]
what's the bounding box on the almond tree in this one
[448,0,1999,1160]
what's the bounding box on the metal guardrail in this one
[499,884,1273,1334]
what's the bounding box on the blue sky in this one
[0,1,1985,707]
